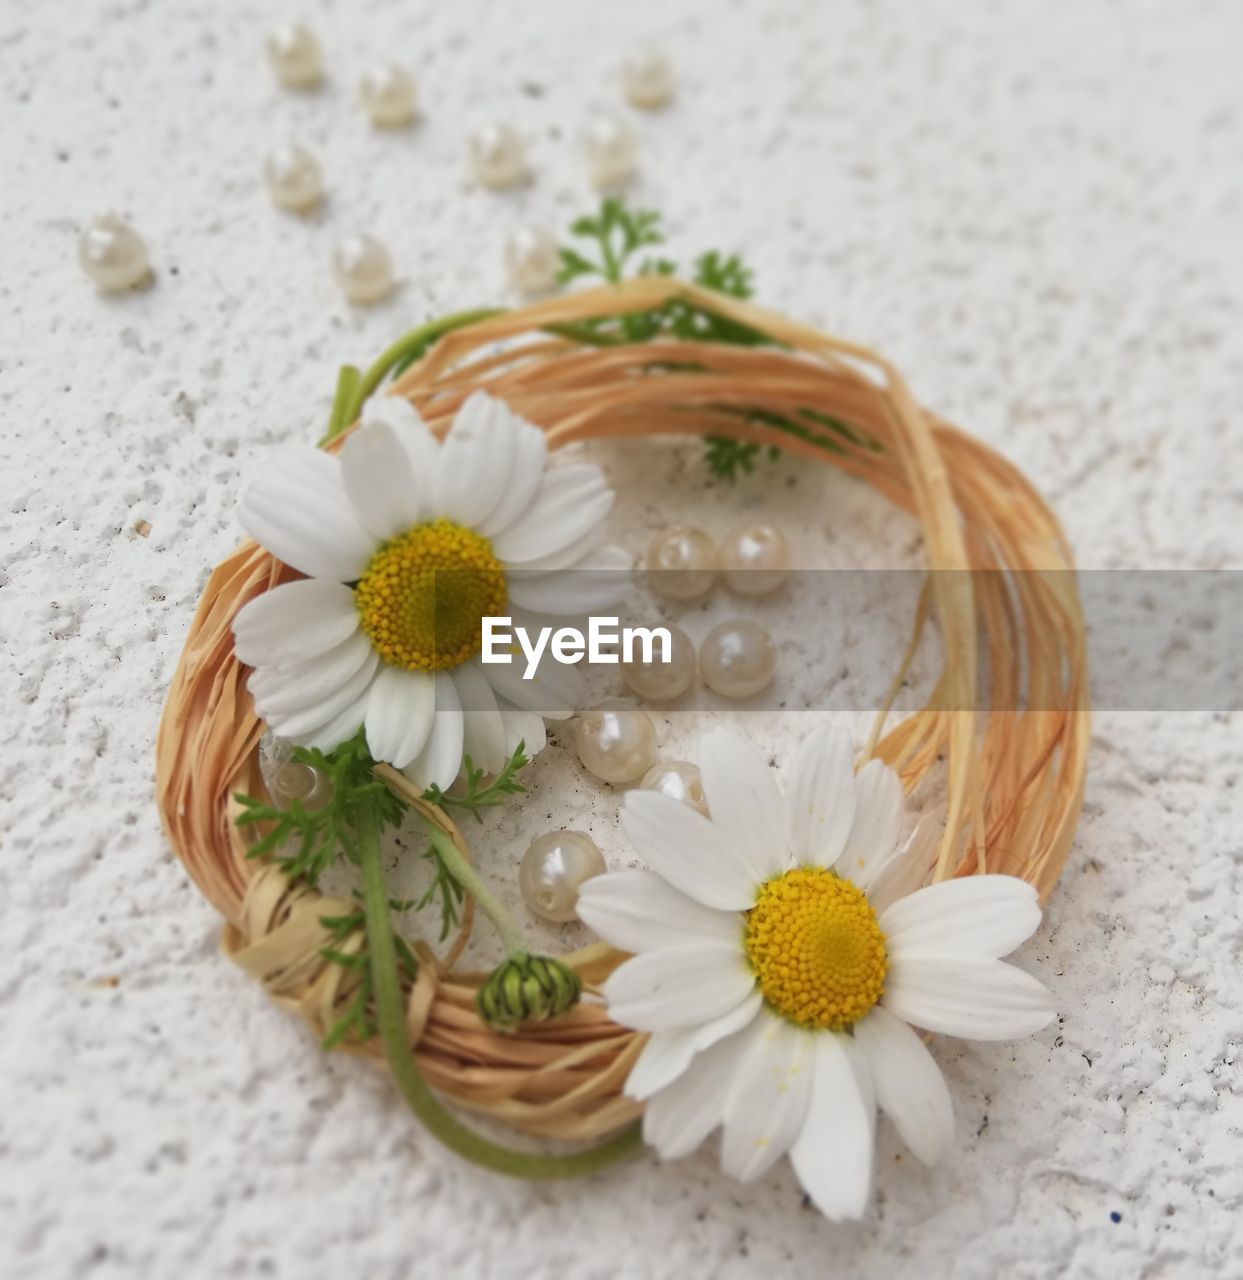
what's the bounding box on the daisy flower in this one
[577,727,1055,1220]
[232,392,627,790]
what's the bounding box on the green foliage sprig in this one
[318,901,419,1050]
[423,741,530,822]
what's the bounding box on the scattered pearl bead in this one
[504,226,559,296]
[265,24,324,90]
[360,62,417,128]
[584,113,638,189]
[469,123,527,190]
[699,619,777,698]
[263,144,324,214]
[719,522,791,597]
[646,525,718,601]
[270,761,334,811]
[78,215,150,292]
[622,623,695,702]
[519,830,606,923]
[640,760,709,816]
[574,706,658,784]
[331,233,394,305]
[621,48,675,109]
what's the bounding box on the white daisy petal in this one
[258,648,379,740]
[490,464,614,565]
[621,790,760,911]
[362,396,439,490]
[698,729,788,881]
[450,659,509,776]
[882,876,1042,960]
[478,642,584,720]
[576,870,744,954]
[505,526,606,575]
[853,1006,954,1166]
[785,726,857,867]
[789,1032,876,1223]
[363,665,436,769]
[867,814,939,916]
[401,670,466,792]
[475,420,547,538]
[499,704,546,758]
[340,419,423,541]
[238,445,376,582]
[836,758,905,889]
[298,676,377,752]
[883,954,1056,1040]
[602,941,755,1032]
[506,545,631,616]
[433,393,515,528]
[233,580,361,667]
[624,993,763,1101]
[720,1009,815,1183]
[247,631,374,714]
[643,1032,747,1161]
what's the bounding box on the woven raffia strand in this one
[155,277,1089,1141]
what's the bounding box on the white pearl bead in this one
[504,226,559,296]
[646,525,717,601]
[331,233,394,305]
[640,760,709,816]
[699,619,777,698]
[78,215,150,292]
[360,62,417,128]
[263,144,324,214]
[265,24,324,90]
[270,761,334,811]
[584,114,638,189]
[519,830,606,923]
[574,707,658,784]
[469,123,527,190]
[719,522,791,597]
[622,623,695,701]
[621,48,675,109]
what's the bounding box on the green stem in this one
[424,823,527,956]
[356,805,643,1179]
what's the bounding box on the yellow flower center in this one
[354,519,507,671]
[744,867,887,1030]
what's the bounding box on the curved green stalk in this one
[356,805,642,1180]
[424,823,527,956]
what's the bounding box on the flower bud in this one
[476,951,582,1033]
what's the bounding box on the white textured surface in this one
[2,1,1241,1277]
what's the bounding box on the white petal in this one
[401,670,465,792]
[490,465,614,565]
[502,526,606,576]
[256,648,379,739]
[789,1033,876,1222]
[785,727,856,867]
[475,419,547,538]
[363,396,439,488]
[883,955,1056,1040]
[698,728,788,882]
[625,993,762,1101]
[432,392,515,528]
[882,876,1042,960]
[602,941,755,1032]
[576,870,744,954]
[233,580,361,667]
[506,545,632,616]
[642,1031,747,1161]
[867,814,939,916]
[499,705,546,758]
[340,420,423,541]
[478,643,584,720]
[720,1010,815,1183]
[238,445,376,582]
[247,631,374,714]
[363,665,436,769]
[297,675,376,752]
[621,790,760,911]
[853,1006,954,1166]
[836,758,905,889]
[450,660,509,776]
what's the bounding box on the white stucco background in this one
[2,1,1241,1277]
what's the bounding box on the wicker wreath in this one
[155,275,1088,1179]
